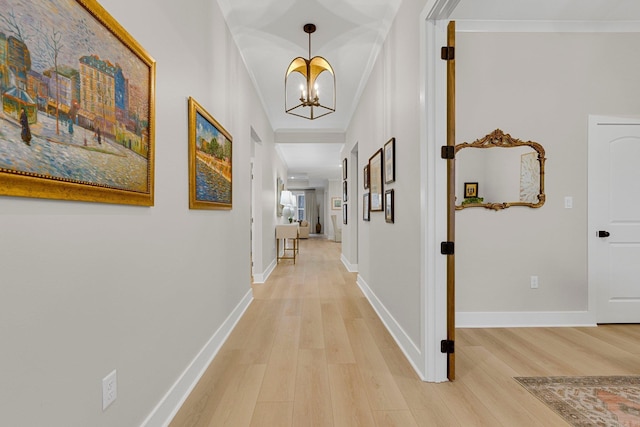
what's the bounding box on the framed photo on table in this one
[369,148,383,211]
[464,182,478,198]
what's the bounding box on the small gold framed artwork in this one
[464,182,478,198]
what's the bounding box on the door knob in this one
[598,230,610,238]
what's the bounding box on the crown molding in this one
[456,20,640,33]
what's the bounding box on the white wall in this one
[0,0,279,425]
[455,31,640,321]
[256,136,287,281]
[345,0,426,361]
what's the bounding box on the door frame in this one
[444,20,456,380]
[420,1,451,382]
[250,127,264,282]
[421,0,640,383]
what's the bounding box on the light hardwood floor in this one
[170,237,640,426]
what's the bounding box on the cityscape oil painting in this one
[0,0,155,205]
[188,97,232,210]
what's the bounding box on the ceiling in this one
[218,0,640,184]
[217,0,402,182]
[217,0,403,132]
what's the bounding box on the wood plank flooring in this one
[170,237,640,426]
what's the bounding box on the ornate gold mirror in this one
[455,129,546,210]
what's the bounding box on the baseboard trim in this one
[252,258,276,284]
[341,254,358,273]
[356,274,425,380]
[456,310,597,328]
[140,289,254,427]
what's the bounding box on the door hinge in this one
[441,340,455,354]
[441,241,454,255]
[441,46,455,61]
[441,145,455,159]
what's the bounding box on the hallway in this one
[170,237,640,426]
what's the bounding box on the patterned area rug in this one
[515,376,640,426]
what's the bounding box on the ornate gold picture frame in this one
[455,129,546,211]
[188,97,232,210]
[0,0,156,206]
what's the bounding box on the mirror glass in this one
[455,129,545,210]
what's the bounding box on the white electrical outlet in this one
[530,275,539,289]
[564,196,573,209]
[102,369,117,410]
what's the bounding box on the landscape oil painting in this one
[188,97,232,210]
[0,0,156,205]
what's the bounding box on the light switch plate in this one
[564,196,573,209]
[530,275,539,289]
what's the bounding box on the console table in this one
[275,224,299,264]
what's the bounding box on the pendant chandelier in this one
[285,23,336,120]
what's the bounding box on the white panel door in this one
[589,116,640,323]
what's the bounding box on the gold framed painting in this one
[188,97,232,210]
[0,0,156,206]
